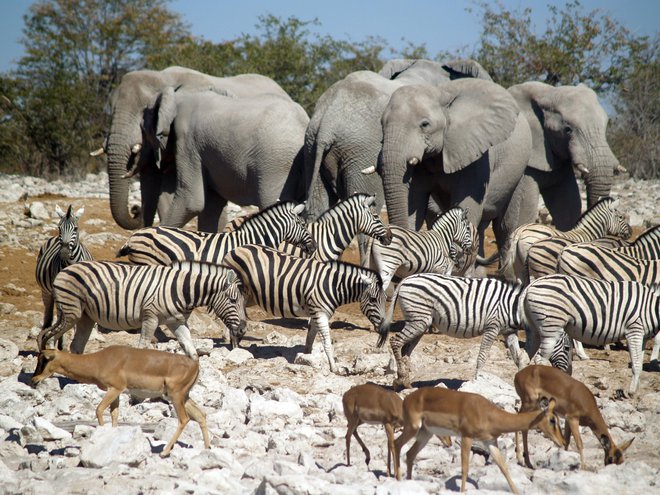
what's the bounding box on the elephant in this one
[141,87,308,232]
[100,66,292,231]
[508,81,624,231]
[376,78,533,261]
[304,59,493,222]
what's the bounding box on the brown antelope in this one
[342,383,403,477]
[31,345,210,457]
[393,386,564,494]
[514,365,634,469]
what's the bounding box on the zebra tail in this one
[377,284,402,348]
[498,233,518,281]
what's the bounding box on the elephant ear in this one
[508,81,557,172]
[155,86,177,146]
[441,59,493,81]
[442,79,519,173]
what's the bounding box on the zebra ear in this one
[74,207,85,220]
[359,273,374,288]
[363,194,376,207]
[610,199,620,210]
[55,205,65,218]
[292,203,306,215]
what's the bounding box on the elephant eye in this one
[420,119,431,129]
[564,126,572,135]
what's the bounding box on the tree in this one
[609,39,660,179]
[470,1,644,91]
[0,0,189,177]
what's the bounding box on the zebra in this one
[117,201,316,266]
[377,273,526,389]
[500,197,631,283]
[278,193,392,262]
[524,199,631,283]
[37,260,247,359]
[523,274,660,396]
[35,205,93,337]
[222,244,386,372]
[369,207,472,291]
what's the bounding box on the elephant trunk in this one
[106,126,143,231]
[381,134,414,229]
[581,146,617,208]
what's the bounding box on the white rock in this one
[27,202,50,220]
[225,347,254,365]
[79,425,150,468]
[30,416,72,441]
[180,448,245,478]
[538,448,581,470]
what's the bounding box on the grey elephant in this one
[376,78,533,260]
[143,88,308,231]
[304,59,492,222]
[99,66,292,230]
[508,81,624,230]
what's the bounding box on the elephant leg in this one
[540,168,581,230]
[160,150,206,228]
[140,167,162,227]
[197,187,227,233]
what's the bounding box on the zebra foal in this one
[377,273,526,389]
[37,260,247,359]
[369,207,472,291]
[117,201,315,266]
[222,244,386,372]
[35,205,93,332]
[524,274,660,396]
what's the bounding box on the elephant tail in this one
[377,284,402,348]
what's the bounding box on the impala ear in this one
[619,437,634,452]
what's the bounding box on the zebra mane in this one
[631,224,660,245]
[429,206,465,229]
[315,193,369,221]
[170,259,230,277]
[575,196,615,223]
[235,201,298,230]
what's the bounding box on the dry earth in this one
[0,173,658,494]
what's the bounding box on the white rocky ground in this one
[0,172,658,494]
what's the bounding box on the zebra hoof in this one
[393,377,412,391]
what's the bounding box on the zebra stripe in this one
[524,274,660,396]
[222,244,386,372]
[501,197,632,282]
[377,273,525,387]
[35,205,93,330]
[278,193,392,261]
[38,260,247,358]
[525,198,631,282]
[369,207,472,290]
[117,201,315,266]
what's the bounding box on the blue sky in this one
[0,0,658,73]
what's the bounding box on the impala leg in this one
[185,399,210,449]
[96,387,122,426]
[393,422,418,480]
[488,441,519,495]
[161,392,191,457]
[460,436,473,492]
[385,422,395,477]
[405,428,432,480]
[565,417,584,469]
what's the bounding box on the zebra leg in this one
[304,318,318,354]
[504,331,524,369]
[69,314,95,354]
[41,290,54,329]
[312,313,336,372]
[140,315,161,349]
[475,325,500,378]
[38,307,78,351]
[625,327,645,397]
[391,322,426,389]
[650,333,660,366]
[573,339,590,360]
[167,323,199,360]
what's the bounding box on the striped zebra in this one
[525,199,631,283]
[222,244,386,372]
[377,273,526,389]
[500,198,631,283]
[278,193,392,261]
[35,205,93,333]
[117,201,315,266]
[523,274,660,396]
[369,207,472,291]
[37,260,247,359]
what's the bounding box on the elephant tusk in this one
[361,165,377,175]
[407,157,420,166]
[131,143,142,154]
[615,164,628,175]
[89,147,105,157]
[575,163,589,176]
